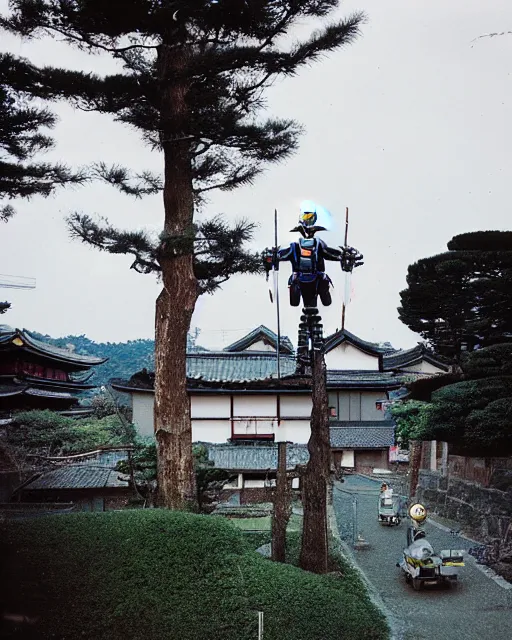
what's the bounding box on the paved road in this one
[332,475,512,640]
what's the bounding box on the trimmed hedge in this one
[1,510,387,640]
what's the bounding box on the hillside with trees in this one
[25,329,204,389]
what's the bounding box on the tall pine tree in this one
[1,0,364,511]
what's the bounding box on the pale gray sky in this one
[2,0,512,351]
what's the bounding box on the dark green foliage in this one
[398,231,512,359]
[0,300,10,313]
[0,77,86,220]
[411,345,512,454]
[460,342,512,380]
[389,400,430,447]
[7,409,135,455]
[0,510,388,640]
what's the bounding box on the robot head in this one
[300,210,317,228]
[409,503,427,524]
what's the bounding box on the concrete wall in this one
[400,361,446,375]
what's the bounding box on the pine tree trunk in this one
[154,42,198,510]
[272,441,291,563]
[299,351,330,574]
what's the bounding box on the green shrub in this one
[1,510,388,640]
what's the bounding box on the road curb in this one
[327,503,406,640]
[428,516,512,591]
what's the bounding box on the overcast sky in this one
[1,0,512,351]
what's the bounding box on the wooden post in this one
[271,441,291,563]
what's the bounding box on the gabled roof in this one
[383,343,450,372]
[208,443,309,471]
[0,327,107,367]
[223,325,294,355]
[329,421,395,448]
[324,328,387,358]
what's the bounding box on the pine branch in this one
[67,213,160,274]
[0,301,11,314]
[92,162,163,197]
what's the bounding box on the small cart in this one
[378,488,401,526]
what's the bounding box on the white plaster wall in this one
[280,394,312,418]
[245,340,275,352]
[192,420,231,443]
[400,360,446,374]
[233,395,276,416]
[275,419,310,444]
[325,342,379,371]
[340,450,355,467]
[191,395,230,418]
[132,392,154,437]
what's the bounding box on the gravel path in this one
[333,475,512,640]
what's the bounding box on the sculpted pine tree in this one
[398,231,512,361]
[1,0,364,509]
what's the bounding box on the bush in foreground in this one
[1,510,387,640]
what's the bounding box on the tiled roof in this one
[383,344,449,371]
[208,444,310,470]
[324,329,389,356]
[329,421,395,448]
[186,352,297,382]
[0,327,107,366]
[21,466,130,490]
[327,371,403,389]
[223,326,294,355]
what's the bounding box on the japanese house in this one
[112,325,448,474]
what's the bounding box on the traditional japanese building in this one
[0,325,107,419]
[111,325,448,475]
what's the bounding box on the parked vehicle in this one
[378,488,401,526]
[397,508,465,590]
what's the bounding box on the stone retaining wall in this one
[417,469,512,540]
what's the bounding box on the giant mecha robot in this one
[263,208,363,372]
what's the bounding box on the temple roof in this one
[223,325,294,355]
[0,381,76,402]
[329,421,395,448]
[0,327,107,367]
[324,328,391,357]
[382,343,450,371]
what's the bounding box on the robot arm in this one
[340,246,364,273]
[262,245,293,277]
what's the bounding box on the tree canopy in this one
[0,75,86,222]
[404,343,512,456]
[398,231,512,360]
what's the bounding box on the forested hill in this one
[28,331,156,387]
[27,330,208,387]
